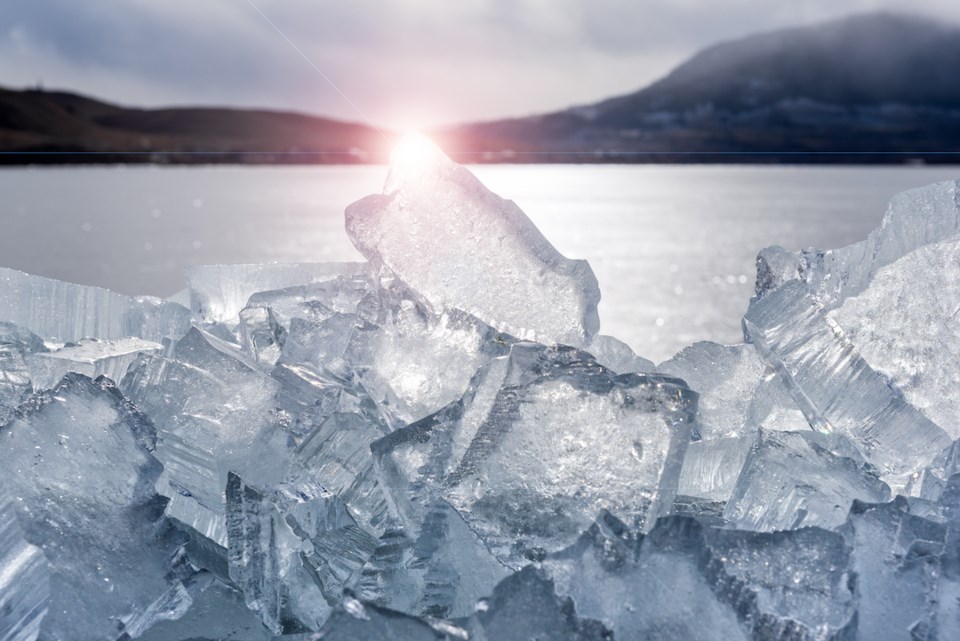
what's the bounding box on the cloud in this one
[1,0,958,128]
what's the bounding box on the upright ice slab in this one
[753,178,960,306]
[345,132,600,347]
[829,235,960,439]
[744,281,952,488]
[0,267,190,343]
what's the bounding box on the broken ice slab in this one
[295,410,393,534]
[677,436,753,503]
[345,132,600,347]
[294,595,467,641]
[659,341,806,440]
[341,281,513,426]
[543,515,749,641]
[374,342,696,565]
[544,512,856,641]
[0,322,46,425]
[0,375,187,641]
[743,279,952,488]
[587,334,654,373]
[461,565,612,641]
[238,306,288,366]
[138,577,273,641]
[278,314,358,371]
[0,489,48,641]
[724,429,890,532]
[840,497,947,641]
[244,270,376,330]
[354,499,510,620]
[754,178,960,306]
[0,266,190,343]
[25,337,162,390]
[121,327,290,552]
[699,523,857,639]
[828,235,960,440]
[186,262,368,324]
[226,473,366,633]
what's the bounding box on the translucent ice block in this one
[374,343,696,565]
[724,430,890,531]
[26,337,162,390]
[345,133,600,347]
[0,266,190,343]
[186,262,368,324]
[743,280,952,488]
[0,375,187,640]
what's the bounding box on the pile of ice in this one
[2,133,960,641]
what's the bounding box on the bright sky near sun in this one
[2,0,960,130]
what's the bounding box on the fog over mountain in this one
[438,13,960,162]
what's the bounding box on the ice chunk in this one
[138,577,272,641]
[121,327,289,551]
[186,262,368,324]
[829,236,960,439]
[245,270,376,330]
[226,473,366,633]
[0,490,48,641]
[700,524,857,638]
[546,512,856,640]
[658,341,810,440]
[345,132,600,347]
[743,280,952,488]
[305,595,465,641]
[677,436,753,503]
[341,281,513,426]
[0,322,46,425]
[259,276,511,428]
[587,334,654,373]
[725,430,890,531]
[938,474,960,641]
[238,306,287,366]
[840,497,946,641]
[0,375,187,640]
[295,410,393,533]
[543,515,748,641]
[0,266,190,343]
[278,314,358,370]
[25,337,162,390]
[461,566,611,641]
[374,342,696,564]
[754,178,960,306]
[354,500,509,619]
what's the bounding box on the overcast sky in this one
[2,0,959,129]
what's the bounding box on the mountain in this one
[0,88,390,164]
[2,12,959,164]
[435,12,960,163]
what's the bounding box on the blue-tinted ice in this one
[1,140,959,639]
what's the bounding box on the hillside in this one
[2,12,960,164]
[436,13,960,163]
[0,88,390,164]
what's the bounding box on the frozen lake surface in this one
[2,164,957,361]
